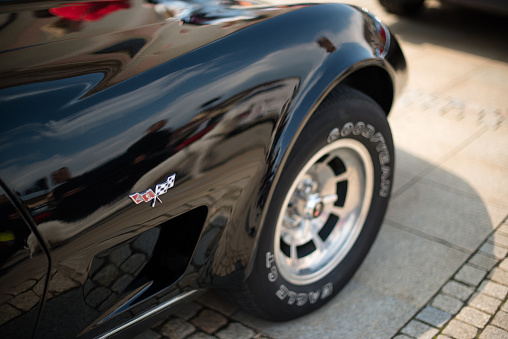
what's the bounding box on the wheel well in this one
[338,66,394,115]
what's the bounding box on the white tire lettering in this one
[308,291,320,304]
[362,124,375,138]
[380,180,391,198]
[268,266,278,282]
[353,122,365,135]
[340,122,354,137]
[381,166,391,180]
[338,123,393,198]
[266,252,274,269]
[287,291,297,305]
[321,282,333,299]
[276,285,289,300]
[327,128,340,143]
[379,151,390,166]
[274,282,333,306]
[296,293,308,306]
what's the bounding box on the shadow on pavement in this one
[201,148,502,339]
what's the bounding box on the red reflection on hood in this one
[49,1,131,22]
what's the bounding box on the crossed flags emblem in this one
[129,174,176,207]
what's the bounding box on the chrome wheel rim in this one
[274,138,374,285]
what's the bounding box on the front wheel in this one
[232,86,395,320]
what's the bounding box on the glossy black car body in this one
[0,0,406,337]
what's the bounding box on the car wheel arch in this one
[242,62,394,276]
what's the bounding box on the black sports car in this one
[0,0,406,337]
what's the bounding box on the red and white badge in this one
[129,174,176,207]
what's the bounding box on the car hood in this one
[0,0,313,90]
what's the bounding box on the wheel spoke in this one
[302,219,311,237]
[321,193,338,205]
[329,206,344,218]
[282,214,302,230]
[312,230,326,252]
[316,154,332,168]
[290,243,298,264]
[274,136,375,286]
[334,168,352,183]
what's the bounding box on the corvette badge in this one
[129,174,176,207]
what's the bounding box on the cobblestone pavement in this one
[394,220,508,339]
[135,0,508,338]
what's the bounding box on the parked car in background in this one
[379,0,508,16]
[0,0,406,337]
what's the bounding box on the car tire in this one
[230,86,395,320]
[379,0,425,16]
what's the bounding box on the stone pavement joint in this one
[398,88,508,130]
[136,292,273,339]
[392,217,508,339]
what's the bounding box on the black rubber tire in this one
[379,0,425,16]
[230,86,395,321]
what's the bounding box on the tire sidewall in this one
[247,91,394,320]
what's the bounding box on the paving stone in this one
[49,271,80,294]
[498,224,508,236]
[455,265,487,287]
[252,335,272,339]
[109,245,131,267]
[442,281,475,301]
[353,224,468,306]
[216,322,256,339]
[392,335,413,339]
[415,305,451,327]
[500,258,508,272]
[0,304,21,325]
[456,306,490,328]
[385,181,502,252]
[479,242,508,260]
[12,279,36,296]
[468,292,502,314]
[191,309,228,334]
[442,319,478,339]
[400,320,439,339]
[235,279,417,339]
[479,325,508,339]
[186,333,216,339]
[133,329,161,339]
[131,229,159,254]
[432,294,463,314]
[111,274,134,294]
[9,290,39,312]
[120,253,147,274]
[83,279,96,296]
[85,287,111,309]
[489,233,508,249]
[174,302,203,320]
[32,278,45,297]
[436,336,452,339]
[478,280,508,300]
[98,292,117,312]
[469,253,498,271]
[488,268,508,286]
[93,264,119,287]
[160,318,196,339]
[491,311,508,331]
[502,301,508,312]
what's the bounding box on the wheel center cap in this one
[303,194,323,219]
[313,202,324,218]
